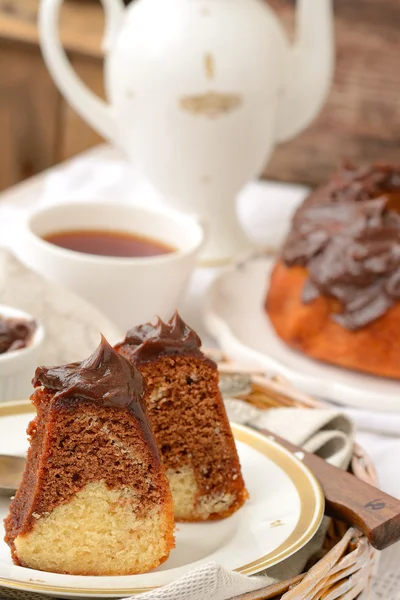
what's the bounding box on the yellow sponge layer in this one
[15,480,175,575]
[167,466,235,521]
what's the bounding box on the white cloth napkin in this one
[0,249,121,364]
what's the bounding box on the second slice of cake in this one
[116,312,248,521]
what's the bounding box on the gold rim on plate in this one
[0,400,324,597]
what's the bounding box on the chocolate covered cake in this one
[266,163,400,378]
[116,312,248,521]
[4,337,175,575]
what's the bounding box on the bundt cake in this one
[4,336,175,575]
[116,312,248,521]
[266,163,400,378]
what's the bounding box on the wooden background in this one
[0,0,105,191]
[0,0,399,192]
[264,0,400,185]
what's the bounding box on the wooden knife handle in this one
[259,428,400,550]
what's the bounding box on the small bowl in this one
[16,202,204,330]
[0,305,45,403]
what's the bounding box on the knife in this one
[257,427,400,550]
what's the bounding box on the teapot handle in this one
[38,0,125,143]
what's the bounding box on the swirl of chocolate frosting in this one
[119,311,204,363]
[33,335,144,408]
[282,164,400,330]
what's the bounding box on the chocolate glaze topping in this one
[32,336,156,445]
[0,316,36,354]
[282,164,400,330]
[118,311,204,363]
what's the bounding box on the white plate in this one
[0,401,323,598]
[205,256,400,412]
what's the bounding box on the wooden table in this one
[0,0,104,192]
[0,0,399,192]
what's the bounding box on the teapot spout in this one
[276,0,334,143]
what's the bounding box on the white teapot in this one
[39,0,333,262]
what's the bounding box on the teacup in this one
[17,202,204,330]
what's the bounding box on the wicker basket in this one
[0,354,377,600]
[213,352,377,600]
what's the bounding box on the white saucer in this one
[205,256,400,412]
[0,401,323,598]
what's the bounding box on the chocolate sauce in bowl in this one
[0,317,36,354]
